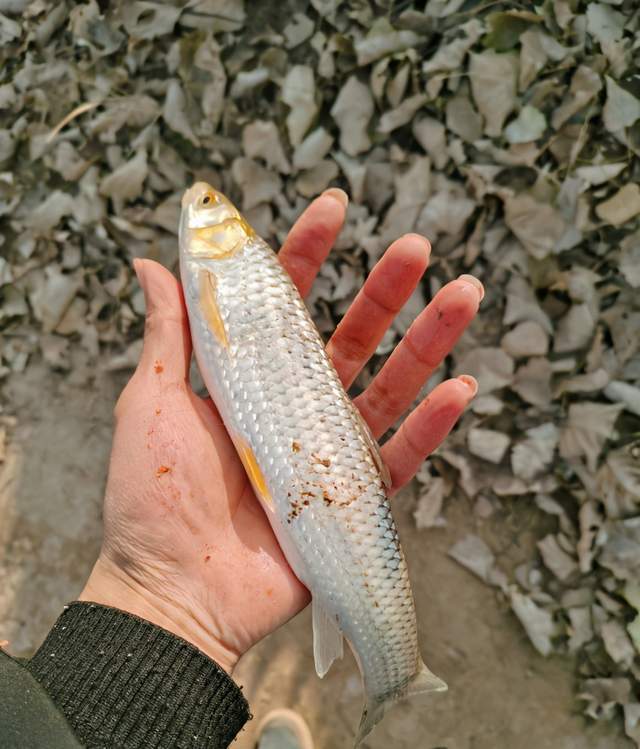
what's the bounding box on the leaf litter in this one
[0,1,639,743]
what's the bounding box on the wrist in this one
[78,555,240,674]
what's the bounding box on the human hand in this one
[79,188,482,674]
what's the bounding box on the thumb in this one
[134,259,192,383]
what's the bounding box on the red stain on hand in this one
[154,360,164,373]
[266,588,273,597]
[156,465,171,477]
[155,408,162,415]
[204,555,211,562]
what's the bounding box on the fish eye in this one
[200,192,216,207]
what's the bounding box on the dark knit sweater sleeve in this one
[26,602,251,749]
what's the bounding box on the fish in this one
[178,182,446,744]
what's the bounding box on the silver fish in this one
[179,182,446,744]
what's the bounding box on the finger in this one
[382,376,478,495]
[278,188,348,297]
[133,258,192,383]
[355,276,483,438]
[326,234,430,389]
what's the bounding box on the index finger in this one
[278,188,348,298]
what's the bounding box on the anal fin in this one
[408,659,447,696]
[312,597,343,678]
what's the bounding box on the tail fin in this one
[355,661,447,747]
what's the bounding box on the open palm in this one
[80,189,482,673]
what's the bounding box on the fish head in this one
[180,181,254,259]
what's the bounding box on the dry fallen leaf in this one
[242,120,291,175]
[504,193,566,259]
[282,65,318,147]
[469,50,518,137]
[331,75,374,156]
[467,428,510,464]
[100,150,148,203]
[449,534,506,588]
[596,184,640,226]
[413,473,447,530]
[504,105,546,143]
[511,423,559,481]
[454,347,514,395]
[560,402,624,472]
[501,321,549,358]
[509,587,557,657]
[537,534,578,581]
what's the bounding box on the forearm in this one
[26,602,250,749]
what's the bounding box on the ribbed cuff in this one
[27,602,251,749]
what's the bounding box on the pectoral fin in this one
[198,269,228,348]
[312,597,343,678]
[352,403,392,489]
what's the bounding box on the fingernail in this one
[322,187,348,208]
[457,374,478,398]
[458,274,484,301]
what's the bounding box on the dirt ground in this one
[0,363,629,748]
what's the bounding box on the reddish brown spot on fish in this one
[154,361,164,373]
[288,497,305,521]
[311,453,331,468]
[204,555,211,562]
[156,465,171,477]
[292,441,301,452]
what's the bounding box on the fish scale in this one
[179,183,446,745]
